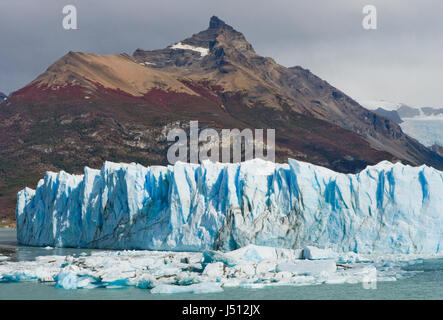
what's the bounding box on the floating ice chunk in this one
[0,272,37,282]
[272,271,293,282]
[0,255,9,262]
[276,260,337,275]
[0,256,63,283]
[151,282,223,294]
[334,265,378,286]
[255,261,277,274]
[233,263,256,278]
[55,272,100,289]
[76,276,98,289]
[203,251,238,267]
[151,264,181,278]
[219,278,241,287]
[289,275,318,286]
[202,262,225,278]
[228,245,303,263]
[32,267,58,282]
[239,283,267,289]
[337,252,361,264]
[174,272,199,286]
[55,272,78,289]
[128,272,155,289]
[303,246,338,260]
[203,245,302,267]
[55,263,99,289]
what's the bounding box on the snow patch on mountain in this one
[171,42,209,57]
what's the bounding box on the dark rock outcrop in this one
[373,107,403,124]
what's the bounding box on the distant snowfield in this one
[359,100,443,147]
[400,119,443,147]
[171,42,209,57]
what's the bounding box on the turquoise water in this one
[1,229,442,300]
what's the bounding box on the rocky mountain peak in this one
[209,16,228,30]
[132,16,256,70]
[182,16,253,51]
[202,16,256,60]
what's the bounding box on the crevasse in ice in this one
[16,158,443,254]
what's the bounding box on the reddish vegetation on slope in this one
[10,83,86,102]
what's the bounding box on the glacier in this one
[400,119,443,147]
[16,158,443,254]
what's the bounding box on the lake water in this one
[1,229,442,300]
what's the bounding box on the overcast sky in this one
[0,0,442,107]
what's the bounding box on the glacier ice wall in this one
[16,159,443,254]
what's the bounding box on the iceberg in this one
[275,260,336,275]
[302,246,338,260]
[16,158,443,254]
[203,245,303,267]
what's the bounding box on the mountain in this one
[17,158,443,254]
[0,92,6,102]
[1,16,443,222]
[372,108,403,124]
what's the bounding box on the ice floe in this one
[0,245,435,293]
